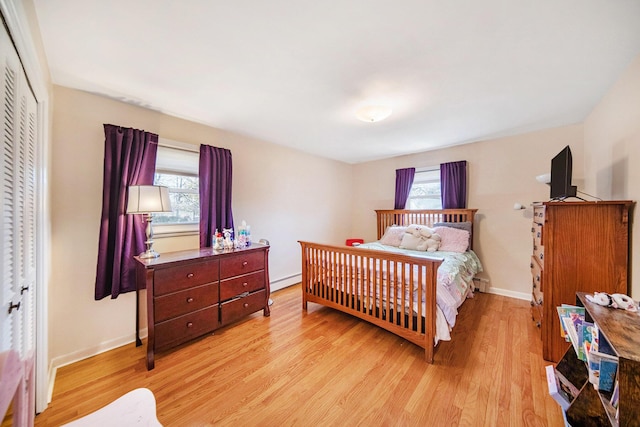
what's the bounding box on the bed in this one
[299,209,482,363]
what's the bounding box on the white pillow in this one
[399,232,427,251]
[379,226,407,247]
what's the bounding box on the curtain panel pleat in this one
[199,145,234,248]
[95,124,158,300]
[440,160,467,209]
[394,168,416,209]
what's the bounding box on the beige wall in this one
[47,47,640,373]
[49,85,353,366]
[584,54,640,298]
[352,125,584,299]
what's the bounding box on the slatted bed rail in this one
[299,241,443,362]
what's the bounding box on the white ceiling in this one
[33,0,640,164]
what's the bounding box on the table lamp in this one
[126,185,172,258]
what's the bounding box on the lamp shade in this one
[126,185,172,214]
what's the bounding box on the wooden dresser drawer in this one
[530,256,543,296]
[154,283,219,323]
[533,204,545,226]
[220,289,266,325]
[154,306,220,351]
[154,261,219,296]
[530,297,542,329]
[220,271,265,301]
[532,221,543,248]
[219,251,264,279]
[532,231,544,268]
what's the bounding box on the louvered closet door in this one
[0,20,38,361]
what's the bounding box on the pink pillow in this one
[433,226,470,253]
[379,226,407,247]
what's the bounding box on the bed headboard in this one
[375,209,478,249]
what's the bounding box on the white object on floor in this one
[0,350,34,426]
[61,388,162,426]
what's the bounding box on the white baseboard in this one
[484,286,531,301]
[270,273,301,292]
[47,329,148,403]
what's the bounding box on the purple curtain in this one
[440,161,467,209]
[394,168,415,209]
[199,145,234,248]
[95,125,158,300]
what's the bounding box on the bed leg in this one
[425,345,434,364]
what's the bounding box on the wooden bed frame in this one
[300,209,477,363]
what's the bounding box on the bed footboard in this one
[299,241,443,362]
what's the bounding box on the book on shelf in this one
[557,305,585,343]
[610,380,619,409]
[577,321,594,361]
[557,305,596,362]
[598,355,618,392]
[546,365,571,410]
[584,343,618,392]
[561,316,581,359]
[555,369,580,400]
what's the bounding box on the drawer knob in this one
[243,303,249,308]
[187,273,194,279]
[187,322,193,328]
[187,297,194,303]
[242,282,248,287]
[242,261,248,267]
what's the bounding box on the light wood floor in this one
[33,285,564,426]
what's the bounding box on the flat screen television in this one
[550,145,577,200]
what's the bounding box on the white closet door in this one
[0,16,38,361]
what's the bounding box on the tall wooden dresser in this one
[530,201,634,363]
[135,243,270,370]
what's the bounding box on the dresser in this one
[135,243,270,370]
[529,201,633,363]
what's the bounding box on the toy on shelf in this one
[222,228,234,249]
[586,292,638,312]
[213,229,223,250]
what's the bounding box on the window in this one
[153,141,200,235]
[154,173,199,223]
[407,168,442,209]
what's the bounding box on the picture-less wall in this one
[583,53,640,298]
[49,85,353,366]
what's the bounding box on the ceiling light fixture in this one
[356,105,392,123]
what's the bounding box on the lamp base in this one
[139,249,160,259]
[139,216,160,258]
